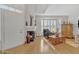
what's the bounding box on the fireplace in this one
[25,31,35,43]
[27,31,35,41]
[25,26,36,44]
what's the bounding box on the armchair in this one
[43,29,55,38]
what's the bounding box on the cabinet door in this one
[61,25,67,35]
[67,25,73,35]
[4,10,25,50]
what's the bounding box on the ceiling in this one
[45,4,79,15]
[2,4,79,16]
[25,4,79,16]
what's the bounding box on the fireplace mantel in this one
[25,26,36,31]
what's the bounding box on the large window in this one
[41,19,61,35]
[50,20,56,33]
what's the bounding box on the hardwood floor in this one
[54,39,79,54]
[0,37,79,54]
[54,43,79,54]
[2,37,55,54]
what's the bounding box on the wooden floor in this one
[54,43,79,54]
[0,37,79,54]
[54,39,79,54]
[1,37,55,54]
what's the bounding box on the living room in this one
[0,4,79,54]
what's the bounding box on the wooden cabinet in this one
[61,24,73,38]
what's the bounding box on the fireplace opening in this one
[25,31,35,44]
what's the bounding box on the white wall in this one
[69,16,79,35]
[35,16,41,36]
[1,5,25,50]
[0,9,1,50]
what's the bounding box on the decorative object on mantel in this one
[35,19,36,26]
[78,16,79,27]
[30,15,33,26]
[78,19,79,27]
[25,21,28,26]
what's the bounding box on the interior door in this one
[4,9,25,50]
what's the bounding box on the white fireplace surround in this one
[25,26,36,31]
[25,26,36,37]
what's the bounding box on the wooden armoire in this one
[61,24,73,39]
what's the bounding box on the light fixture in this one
[0,5,22,13]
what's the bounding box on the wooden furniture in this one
[48,37,65,45]
[61,24,73,39]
